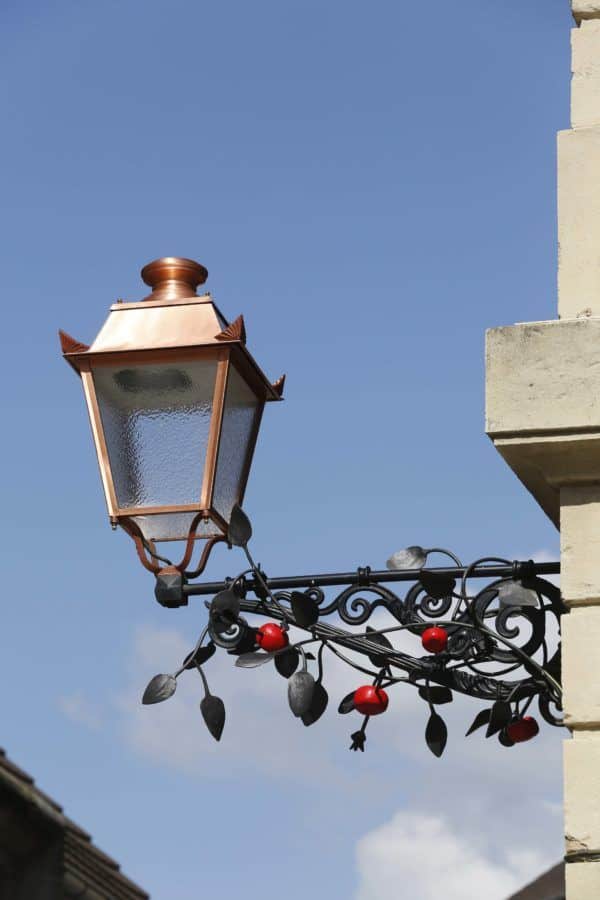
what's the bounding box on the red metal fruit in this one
[421,626,448,654]
[506,716,539,743]
[256,622,289,653]
[353,685,389,716]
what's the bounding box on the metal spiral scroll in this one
[260,571,564,726]
[145,508,565,752]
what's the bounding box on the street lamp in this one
[60,257,564,754]
[60,257,284,575]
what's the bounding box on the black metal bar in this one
[183,560,560,597]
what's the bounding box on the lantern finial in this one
[140,257,208,302]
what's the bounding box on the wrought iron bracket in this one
[144,507,564,754]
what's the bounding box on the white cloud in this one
[117,622,396,782]
[115,616,564,887]
[58,690,102,730]
[355,811,551,900]
[116,622,563,795]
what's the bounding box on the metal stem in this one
[183,560,560,597]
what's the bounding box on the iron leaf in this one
[425,711,447,758]
[235,651,274,668]
[465,708,492,736]
[183,642,216,670]
[486,700,512,738]
[497,580,538,608]
[210,589,240,620]
[386,546,427,571]
[288,671,316,717]
[418,685,453,705]
[227,504,253,547]
[274,647,300,678]
[290,591,319,628]
[366,626,393,667]
[419,571,456,600]
[200,694,225,741]
[209,589,241,635]
[142,674,177,705]
[338,691,356,714]
[366,626,393,649]
[301,682,329,726]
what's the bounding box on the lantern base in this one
[119,515,226,577]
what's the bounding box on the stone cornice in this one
[573,1,600,24]
[486,318,600,528]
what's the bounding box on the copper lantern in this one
[59,257,284,574]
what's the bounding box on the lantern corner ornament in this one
[59,256,283,575]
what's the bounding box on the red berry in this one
[256,622,289,653]
[421,626,448,654]
[506,716,539,743]
[353,685,389,716]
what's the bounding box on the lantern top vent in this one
[141,257,208,303]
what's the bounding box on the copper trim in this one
[141,257,208,302]
[81,369,119,517]
[208,507,229,534]
[229,345,280,402]
[59,330,90,354]
[109,294,212,312]
[69,346,224,370]
[121,514,225,576]
[119,517,161,574]
[177,512,218,572]
[184,535,226,578]
[116,503,207,517]
[65,342,279,402]
[272,374,286,398]
[215,314,246,345]
[200,350,229,509]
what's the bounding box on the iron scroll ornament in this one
[142,506,564,755]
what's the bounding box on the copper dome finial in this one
[140,257,208,302]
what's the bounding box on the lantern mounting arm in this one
[182,560,561,598]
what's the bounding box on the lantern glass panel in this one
[213,364,262,521]
[92,359,217,510]
[130,512,222,543]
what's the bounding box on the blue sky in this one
[0,1,572,898]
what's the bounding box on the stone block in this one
[561,486,600,605]
[563,609,600,722]
[486,319,600,435]
[565,861,600,899]
[558,128,600,318]
[565,734,600,853]
[572,21,600,128]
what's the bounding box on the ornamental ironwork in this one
[142,505,563,755]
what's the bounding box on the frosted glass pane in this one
[131,512,222,542]
[213,365,261,521]
[93,359,216,509]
